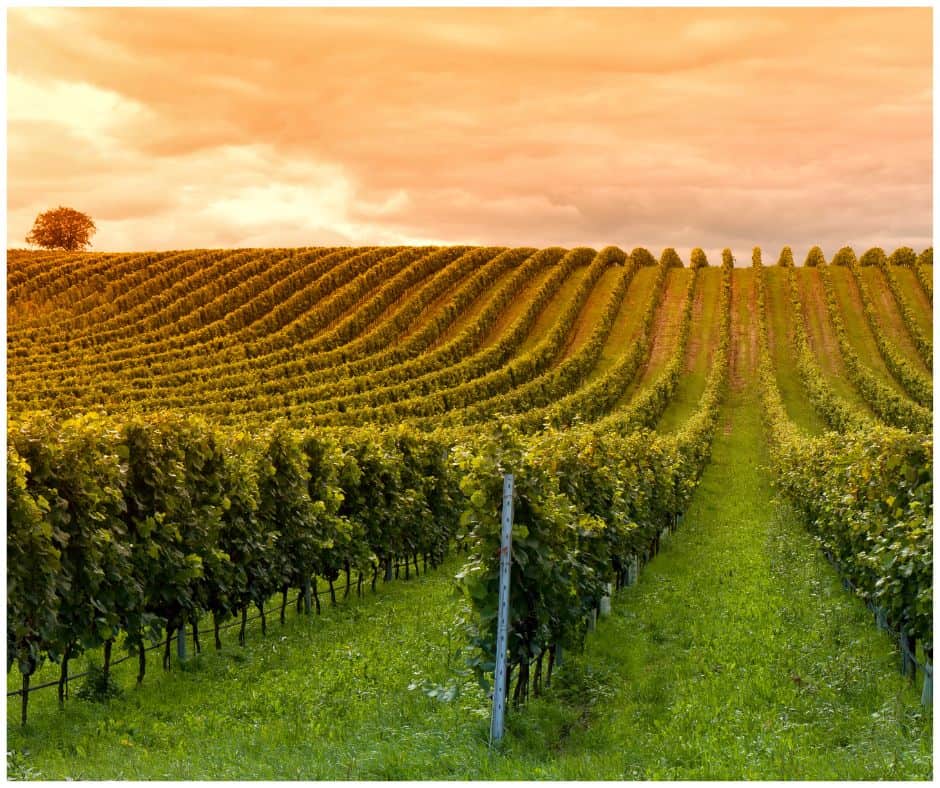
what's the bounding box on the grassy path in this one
[764,267,826,434]
[7,561,486,780]
[558,264,625,362]
[429,264,521,346]
[587,266,658,382]
[657,267,721,432]
[524,383,930,779]
[859,266,929,373]
[827,267,909,397]
[796,268,875,416]
[615,268,692,408]
[892,266,932,335]
[519,263,591,353]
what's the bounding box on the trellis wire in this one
[7,561,422,699]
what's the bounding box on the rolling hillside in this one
[6,245,933,779]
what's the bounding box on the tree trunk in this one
[137,641,146,686]
[21,670,30,726]
[312,577,321,614]
[512,661,524,706]
[192,617,201,654]
[902,631,918,679]
[534,652,544,697]
[213,613,222,651]
[280,585,289,625]
[58,644,72,706]
[103,638,113,678]
[344,562,352,599]
[163,626,173,670]
[372,562,379,592]
[328,578,337,606]
[546,644,556,687]
[258,601,267,636]
[506,662,515,707]
[357,570,364,598]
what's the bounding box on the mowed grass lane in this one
[614,267,693,409]
[891,266,933,336]
[826,267,910,398]
[587,265,660,382]
[518,261,593,354]
[657,266,722,432]
[523,389,931,779]
[763,267,826,435]
[795,268,876,417]
[558,263,626,363]
[859,266,930,373]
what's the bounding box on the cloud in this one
[8,141,446,250]
[6,7,931,252]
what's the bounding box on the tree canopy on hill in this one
[26,206,96,251]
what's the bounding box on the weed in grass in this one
[74,663,123,703]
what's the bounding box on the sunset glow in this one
[7,6,932,259]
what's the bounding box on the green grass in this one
[587,266,658,382]
[614,268,692,408]
[795,269,875,416]
[558,264,625,362]
[639,268,694,383]
[859,267,928,373]
[891,267,932,336]
[7,562,491,780]
[442,264,549,349]
[518,264,591,353]
[764,268,827,435]
[658,267,722,432]
[828,267,909,397]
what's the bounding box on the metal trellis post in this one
[490,473,514,745]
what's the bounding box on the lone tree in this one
[26,206,96,251]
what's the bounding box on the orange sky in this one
[6,7,933,259]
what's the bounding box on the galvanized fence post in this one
[490,473,514,745]
[177,624,187,662]
[599,583,612,618]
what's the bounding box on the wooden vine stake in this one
[489,473,514,746]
